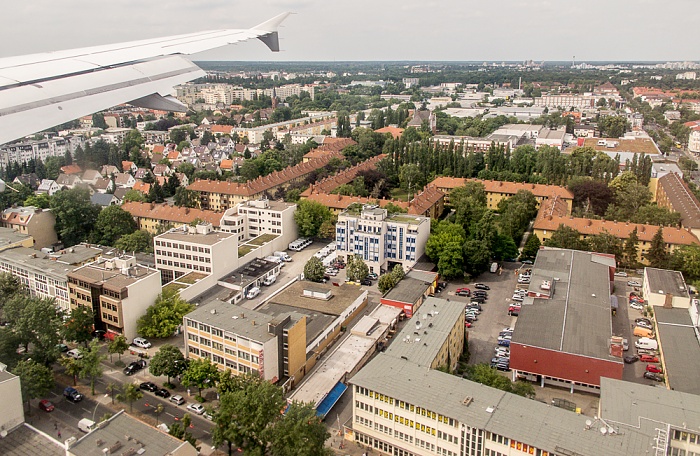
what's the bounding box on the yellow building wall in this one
[285,316,307,387]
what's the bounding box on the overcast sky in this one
[3,0,698,62]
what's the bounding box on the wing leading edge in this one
[0,12,291,145]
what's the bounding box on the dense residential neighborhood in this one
[3,8,700,456]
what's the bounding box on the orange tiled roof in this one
[537,196,571,218]
[305,193,409,211]
[188,152,343,197]
[430,177,574,200]
[301,154,387,196]
[122,161,135,171]
[375,126,404,139]
[211,125,234,134]
[534,212,700,246]
[122,202,222,227]
[408,186,445,215]
[60,164,82,175]
[132,181,151,194]
[152,145,165,154]
[219,159,233,170]
[167,151,181,160]
[657,173,700,229]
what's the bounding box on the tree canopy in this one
[137,289,195,338]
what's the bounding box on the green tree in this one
[4,296,63,365]
[12,359,54,413]
[213,373,286,456]
[170,413,197,449]
[0,272,25,318]
[108,335,129,362]
[122,189,147,203]
[92,113,108,129]
[117,382,143,413]
[346,255,369,282]
[23,193,51,209]
[623,227,640,268]
[182,357,219,396]
[174,187,200,208]
[462,239,492,276]
[391,264,405,282]
[149,344,186,385]
[303,257,325,283]
[645,227,669,268]
[491,234,519,261]
[465,363,512,392]
[59,355,82,386]
[511,381,536,398]
[378,273,397,293]
[106,382,120,404]
[62,305,95,347]
[398,163,425,195]
[670,245,700,281]
[293,200,332,238]
[318,218,337,240]
[50,187,101,246]
[136,289,195,338]
[79,339,106,395]
[114,230,153,254]
[265,401,332,456]
[91,205,137,245]
[426,221,467,279]
[449,182,487,228]
[588,230,624,258]
[544,225,589,251]
[520,234,541,260]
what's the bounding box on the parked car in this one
[635,317,652,326]
[203,412,214,421]
[140,382,158,392]
[508,305,520,316]
[640,354,659,363]
[155,388,170,398]
[262,275,277,286]
[644,372,664,382]
[498,339,511,347]
[614,271,628,277]
[646,364,662,374]
[517,277,530,284]
[170,395,185,405]
[466,303,482,311]
[521,259,534,265]
[63,387,83,403]
[456,287,470,295]
[494,347,510,357]
[456,290,470,297]
[187,403,205,415]
[124,359,147,376]
[39,399,55,412]
[511,294,524,302]
[132,337,152,349]
[464,313,478,321]
[474,284,490,290]
[623,355,639,363]
[636,321,653,330]
[56,343,69,353]
[490,357,510,370]
[497,334,512,342]
[630,301,644,311]
[502,327,515,333]
[360,278,372,286]
[65,348,83,359]
[367,273,378,280]
[627,280,642,287]
[637,348,657,356]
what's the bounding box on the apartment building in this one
[0,206,58,250]
[188,152,342,210]
[68,255,161,341]
[184,299,306,383]
[430,177,575,213]
[336,206,430,273]
[121,202,222,235]
[0,137,67,169]
[219,198,297,245]
[654,172,700,239]
[154,223,238,284]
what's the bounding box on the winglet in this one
[252,12,291,52]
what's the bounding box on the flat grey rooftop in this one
[0,227,32,248]
[382,277,430,304]
[158,229,235,246]
[645,267,690,298]
[185,299,294,343]
[512,249,618,361]
[0,424,64,456]
[267,281,365,316]
[654,307,700,395]
[220,258,278,289]
[350,355,651,456]
[383,297,463,367]
[255,302,335,346]
[600,377,700,433]
[0,247,76,278]
[69,411,190,456]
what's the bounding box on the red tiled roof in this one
[122,161,135,171]
[152,145,165,154]
[301,154,387,196]
[60,164,82,175]
[375,126,404,139]
[211,125,234,134]
[430,177,575,201]
[167,151,181,160]
[408,186,445,216]
[132,181,151,194]
[534,211,700,246]
[219,159,233,170]
[657,173,700,229]
[122,202,222,227]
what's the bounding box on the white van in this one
[246,287,261,299]
[265,255,283,265]
[263,275,277,286]
[274,251,292,262]
[635,337,658,350]
[78,418,97,433]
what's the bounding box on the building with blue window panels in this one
[335,205,430,274]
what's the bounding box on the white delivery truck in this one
[635,337,658,350]
[78,418,97,433]
[274,251,292,262]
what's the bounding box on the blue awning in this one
[315,381,347,418]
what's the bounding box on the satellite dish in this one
[608,426,615,434]
[0,430,7,438]
[600,427,607,435]
[585,420,592,428]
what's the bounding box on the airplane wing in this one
[0,12,291,145]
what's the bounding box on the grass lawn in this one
[238,245,257,257]
[389,188,410,201]
[178,272,207,284]
[162,283,187,294]
[248,233,278,246]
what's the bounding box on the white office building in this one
[336,206,430,274]
[219,198,297,246]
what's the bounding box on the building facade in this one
[68,255,161,341]
[219,198,297,246]
[0,206,58,250]
[154,223,238,284]
[336,206,430,273]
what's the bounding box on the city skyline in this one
[4,0,699,62]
